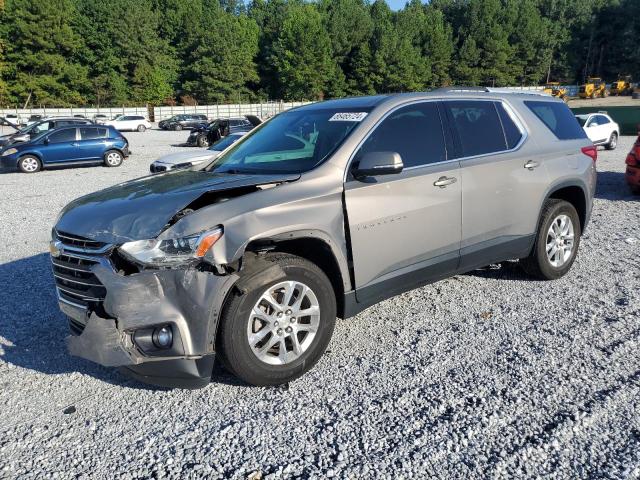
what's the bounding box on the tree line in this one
[0,0,638,107]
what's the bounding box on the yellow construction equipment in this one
[543,82,568,101]
[610,75,633,96]
[579,77,608,99]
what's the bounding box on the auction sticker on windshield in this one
[329,112,368,122]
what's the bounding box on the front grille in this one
[55,230,108,251]
[52,233,112,334]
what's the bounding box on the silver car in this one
[149,132,248,173]
[51,90,596,388]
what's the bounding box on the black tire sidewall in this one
[607,133,617,150]
[18,155,41,173]
[219,257,336,386]
[534,201,581,279]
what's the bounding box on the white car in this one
[150,131,248,173]
[105,115,151,132]
[576,112,619,150]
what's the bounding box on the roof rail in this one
[432,86,552,97]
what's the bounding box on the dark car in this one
[186,115,261,147]
[0,117,93,148]
[0,125,129,173]
[158,114,208,131]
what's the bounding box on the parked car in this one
[158,114,208,131]
[0,125,129,173]
[186,115,261,147]
[26,114,44,127]
[52,91,595,389]
[93,114,109,124]
[150,131,249,173]
[0,117,93,147]
[625,130,640,195]
[575,112,619,150]
[4,113,23,126]
[104,115,151,132]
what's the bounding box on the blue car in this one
[0,125,130,173]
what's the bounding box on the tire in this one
[521,199,581,280]
[217,253,336,386]
[104,150,123,167]
[197,135,210,148]
[17,155,41,173]
[630,186,640,196]
[137,124,146,132]
[606,132,618,150]
[173,124,183,131]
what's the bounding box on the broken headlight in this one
[119,227,223,267]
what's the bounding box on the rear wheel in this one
[137,124,146,132]
[217,253,336,386]
[521,199,581,280]
[173,124,183,131]
[606,132,618,150]
[104,150,123,167]
[18,155,41,173]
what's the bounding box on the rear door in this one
[344,101,462,303]
[443,100,548,271]
[41,128,81,164]
[77,127,108,161]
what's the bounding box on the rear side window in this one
[357,102,447,168]
[443,101,506,157]
[496,103,523,149]
[48,128,76,143]
[80,127,107,140]
[524,101,587,140]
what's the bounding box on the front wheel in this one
[18,155,41,173]
[197,135,210,148]
[217,254,336,386]
[173,124,183,131]
[605,132,618,150]
[104,150,123,167]
[521,199,581,280]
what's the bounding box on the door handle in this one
[524,160,539,170]
[433,176,457,188]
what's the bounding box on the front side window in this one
[207,108,369,174]
[355,102,447,168]
[444,101,507,158]
[596,115,610,125]
[48,128,76,143]
[524,101,587,140]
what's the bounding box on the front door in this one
[344,101,462,304]
[42,128,81,164]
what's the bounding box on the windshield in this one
[20,121,51,135]
[575,115,588,127]
[114,115,125,121]
[206,108,369,174]
[208,134,242,151]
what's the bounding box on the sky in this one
[386,0,409,10]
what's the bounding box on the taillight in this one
[627,154,639,167]
[581,145,598,162]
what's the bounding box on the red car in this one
[626,131,640,194]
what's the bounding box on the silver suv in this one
[51,90,596,388]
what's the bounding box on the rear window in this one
[524,101,587,140]
[80,127,107,140]
[443,101,507,158]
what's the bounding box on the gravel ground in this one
[0,129,638,479]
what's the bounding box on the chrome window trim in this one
[344,97,529,182]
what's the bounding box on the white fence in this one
[0,101,313,124]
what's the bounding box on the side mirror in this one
[43,137,50,145]
[353,151,403,178]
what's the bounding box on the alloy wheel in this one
[546,214,575,268]
[247,280,321,365]
[21,157,39,172]
[106,152,122,166]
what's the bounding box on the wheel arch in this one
[543,181,589,232]
[16,151,43,168]
[242,233,350,319]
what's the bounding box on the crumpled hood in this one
[55,170,300,243]
[154,150,217,166]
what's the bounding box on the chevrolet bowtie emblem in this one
[49,241,62,258]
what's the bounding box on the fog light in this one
[152,326,173,349]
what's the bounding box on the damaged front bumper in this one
[52,241,238,388]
